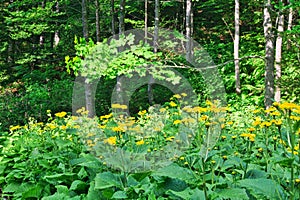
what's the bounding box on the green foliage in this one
[1,100,300,199]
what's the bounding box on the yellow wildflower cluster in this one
[104,136,117,145]
[240,133,256,141]
[111,104,128,110]
[55,111,67,118]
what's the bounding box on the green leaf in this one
[238,178,284,199]
[111,191,127,199]
[55,185,69,194]
[22,184,43,199]
[152,163,195,184]
[94,172,122,190]
[3,182,21,193]
[215,188,249,200]
[70,180,87,191]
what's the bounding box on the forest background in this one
[0,0,299,130]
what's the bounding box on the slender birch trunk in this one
[274,0,284,102]
[95,0,100,42]
[148,0,160,105]
[54,1,60,47]
[287,0,293,50]
[234,0,241,94]
[263,0,275,109]
[144,0,148,43]
[186,0,192,62]
[82,0,95,117]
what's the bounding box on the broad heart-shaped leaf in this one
[214,188,249,200]
[152,163,196,184]
[70,180,87,191]
[166,187,205,199]
[111,191,128,199]
[94,172,123,190]
[43,173,76,185]
[22,184,43,199]
[238,178,285,199]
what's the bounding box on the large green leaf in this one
[111,191,127,199]
[215,188,249,200]
[94,172,123,190]
[238,178,284,199]
[152,163,196,184]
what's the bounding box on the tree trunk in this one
[111,0,116,35]
[274,0,284,102]
[148,0,160,105]
[186,0,192,62]
[144,0,148,43]
[82,0,95,117]
[39,1,45,47]
[95,0,100,42]
[116,0,126,111]
[263,0,275,109]
[119,0,125,34]
[234,0,241,94]
[54,1,60,47]
[287,0,293,50]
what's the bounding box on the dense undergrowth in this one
[0,95,299,199]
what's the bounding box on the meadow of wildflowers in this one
[0,95,299,199]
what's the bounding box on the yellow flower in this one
[240,133,256,141]
[100,113,113,120]
[87,132,96,137]
[279,102,297,110]
[112,104,127,109]
[221,136,226,140]
[211,160,216,164]
[206,100,213,106]
[201,115,209,121]
[173,94,181,99]
[71,116,78,121]
[232,135,237,140]
[181,93,187,97]
[60,125,67,130]
[258,147,263,152]
[265,106,276,113]
[136,140,145,145]
[270,111,281,116]
[222,155,228,160]
[104,136,117,145]
[274,119,282,126]
[295,179,300,183]
[260,121,272,128]
[55,111,67,118]
[252,109,261,114]
[47,124,57,129]
[173,120,181,125]
[179,156,185,160]
[290,115,300,121]
[227,121,234,125]
[182,117,196,124]
[98,124,106,129]
[166,136,175,142]
[159,108,166,113]
[112,126,125,132]
[169,101,177,107]
[193,106,207,113]
[73,125,80,129]
[10,125,21,131]
[184,161,189,165]
[248,127,255,132]
[138,110,147,116]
